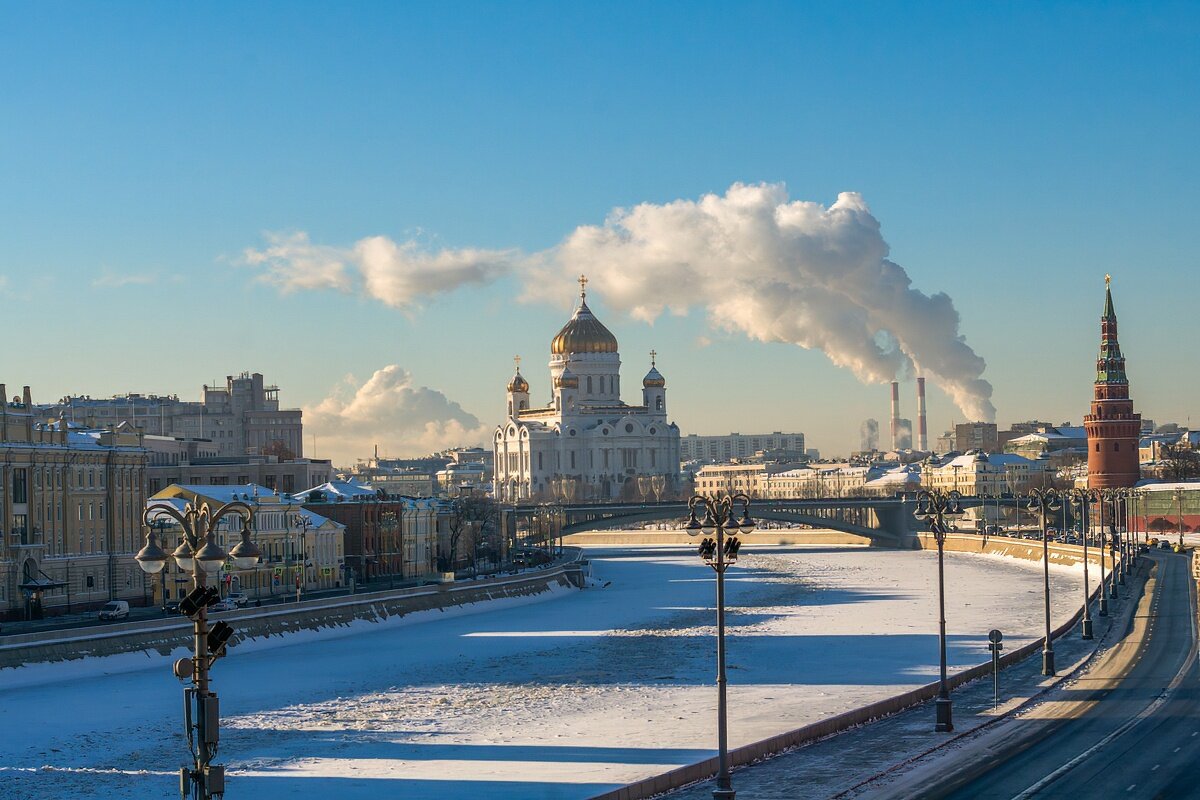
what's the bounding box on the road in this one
[939,550,1198,800]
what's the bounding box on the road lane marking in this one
[1127,785,1137,792]
[1175,747,1181,752]
[1152,764,1160,771]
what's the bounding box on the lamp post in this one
[684,492,755,800]
[914,489,965,732]
[1066,489,1094,640]
[1088,489,1110,615]
[1098,489,1123,592]
[289,512,312,601]
[135,499,259,800]
[1175,486,1186,550]
[1026,488,1062,676]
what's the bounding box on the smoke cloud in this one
[531,184,995,422]
[245,183,995,422]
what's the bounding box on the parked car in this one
[209,598,238,612]
[226,591,249,607]
[98,600,130,621]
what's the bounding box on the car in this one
[209,598,238,612]
[98,600,129,621]
[226,591,249,607]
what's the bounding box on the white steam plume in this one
[526,184,995,422]
[244,183,995,422]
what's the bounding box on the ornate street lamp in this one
[1086,489,1111,614]
[914,489,965,732]
[1026,488,1062,676]
[1065,489,1094,640]
[135,499,257,800]
[685,492,755,800]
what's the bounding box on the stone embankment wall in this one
[0,561,584,670]
[915,532,1122,570]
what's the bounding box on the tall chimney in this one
[916,377,928,451]
[890,381,900,450]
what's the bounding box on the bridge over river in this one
[503,496,941,547]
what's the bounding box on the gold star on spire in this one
[1105,273,1111,286]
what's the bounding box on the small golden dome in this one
[643,350,665,387]
[551,279,618,355]
[508,371,529,393]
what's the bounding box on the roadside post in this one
[988,629,1004,708]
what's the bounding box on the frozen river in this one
[0,545,1086,799]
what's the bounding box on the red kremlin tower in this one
[1084,275,1141,488]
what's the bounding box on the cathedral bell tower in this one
[1083,276,1140,488]
[507,356,529,418]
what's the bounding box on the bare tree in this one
[1161,443,1200,481]
[444,493,500,572]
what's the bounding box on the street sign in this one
[988,629,1003,644]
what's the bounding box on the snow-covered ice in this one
[0,545,1087,799]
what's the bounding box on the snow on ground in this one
[0,545,1086,799]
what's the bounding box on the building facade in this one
[299,480,437,585]
[149,484,345,601]
[40,372,302,460]
[0,385,148,620]
[494,278,681,502]
[1084,277,1141,488]
[955,422,998,454]
[680,431,806,463]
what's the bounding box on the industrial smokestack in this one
[916,377,928,451]
[890,381,900,451]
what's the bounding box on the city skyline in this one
[2,3,1198,463]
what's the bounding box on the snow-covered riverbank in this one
[0,545,1086,799]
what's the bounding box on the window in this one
[1114,442,1120,451]
[12,468,27,504]
[586,376,593,394]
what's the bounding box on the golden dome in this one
[551,278,618,355]
[508,371,529,393]
[554,367,580,389]
[643,350,665,387]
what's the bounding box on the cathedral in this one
[493,277,681,502]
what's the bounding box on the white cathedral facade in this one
[493,277,682,503]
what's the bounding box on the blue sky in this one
[1,2,1197,462]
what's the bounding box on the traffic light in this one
[179,586,220,617]
[207,622,235,658]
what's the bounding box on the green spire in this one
[1102,274,1115,319]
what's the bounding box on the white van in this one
[98,600,130,621]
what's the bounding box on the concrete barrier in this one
[1,557,585,671]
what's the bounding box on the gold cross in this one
[579,274,588,297]
[513,355,521,372]
[1105,273,1111,286]
[650,349,657,366]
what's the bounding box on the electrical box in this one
[201,695,220,745]
[205,764,225,795]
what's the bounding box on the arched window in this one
[519,400,527,410]
[587,376,593,394]
[508,401,513,415]
[656,396,664,411]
